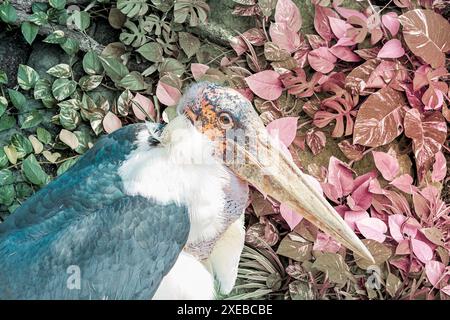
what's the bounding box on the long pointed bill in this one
[226,128,374,263]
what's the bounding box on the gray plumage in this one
[0,124,189,299]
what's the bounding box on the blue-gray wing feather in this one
[0,124,189,299]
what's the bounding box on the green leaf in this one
[57,157,78,175]
[67,10,91,31]
[99,56,129,81]
[47,64,72,78]
[34,79,53,100]
[150,0,174,12]
[59,106,80,130]
[43,30,66,44]
[49,0,66,10]
[17,64,40,90]
[21,110,44,129]
[22,154,50,186]
[58,99,82,110]
[74,130,94,153]
[178,32,200,58]
[312,253,352,285]
[82,51,103,75]
[117,0,149,18]
[28,11,48,25]
[117,90,132,116]
[16,182,33,199]
[60,38,80,56]
[0,70,8,84]
[0,185,15,206]
[0,115,15,132]
[0,148,9,169]
[11,133,33,159]
[37,127,52,144]
[7,89,26,110]
[118,72,147,91]
[52,78,77,101]
[158,58,185,77]
[0,169,14,186]
[21,21,39,45]
[32,2,48,13]
[136,42,163,63]
[0,96,7,117]
[79,75,103,91]
[3,145,17,164]
[0,2,17,24]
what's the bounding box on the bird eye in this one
[218,112,234,129]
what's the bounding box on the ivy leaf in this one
[59,105,81,130]
[34,79,53,100]
[21,21,39,45]
[178,32,201,58]
[99,56,129,82]
[67,10,91,31]
[156,81,181,106]
[57,157,78,176]
[312,253,352,285]
[37,127,52,144]
[0,97,6,117]
[0,2,17,24]
[399,9,450,68]
[118,72,147,91]
[79,75,103,91]
[103,112,122,134]
[117,90,132,116]
[0,70,8,84]
[52,78,77,101]
[21,110,43,129]
[0,169,14,186]
[60,38,80,56]
[0,148,8,168]
[11,133,33,159]
[158,58,185,77]
[59,129,79,150]
[7,89,26,110]
[17,64,40,90]
[353,86,407,148]
[404,109,447,181]
[82,51,103,75]
[47,64,72,78]
[22,154,50,186]
[49,0,66,10]
[43,30,66,44]
[0,115,16,132]
[0,185,15,206]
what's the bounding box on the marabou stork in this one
[0,82,373,299]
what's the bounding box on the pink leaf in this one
[230,36,247,55]
[269,22,301,53]
[396,239,411,255]
[308,47,337,74]
[425,260,445,287]
[156,81,181,106]
[344,210,369,230]
[377,39,405,59]
[411,238,433,263]
[102,111,122,134]
[313,232,341,253]
[280,203,303,230]
[266,117,298,147]
[132,93,155,120]
[328,17,350,39]
[382,12,400,36]
[274,0,302,32]
[432,151,447,182]
[388,214,407,242]
[390,174,417,194]
[347,178,372,211]
[333,4,367,21]
[314,5,339,42]
[356,217,388,243]
[191,63,209,81]
[442,285,450,296]
[245,70,283,101]
[327,156,354,197]
[329,46,361,62]
[372,151,399,181]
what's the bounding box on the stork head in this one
[177,82,374,262]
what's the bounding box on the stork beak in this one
[226,125,374,263]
